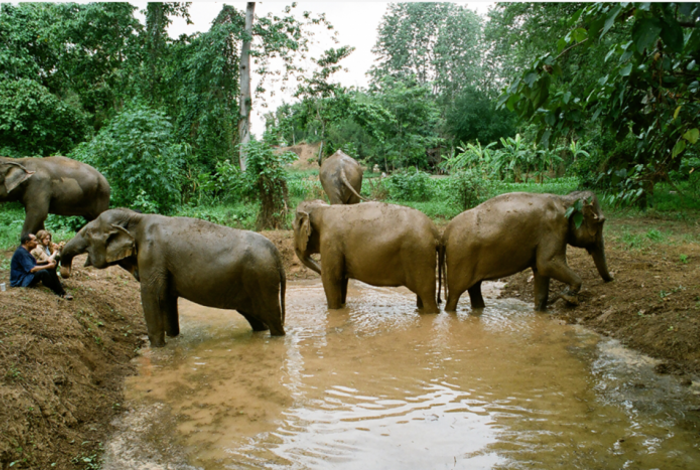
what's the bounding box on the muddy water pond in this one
[104,280,700,469]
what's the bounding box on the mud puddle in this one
[103,280,700,469]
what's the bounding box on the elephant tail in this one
[340,167,371,202]
[278,261,286,324]
[437,242,445,304]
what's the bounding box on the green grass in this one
[495,177,579,196]
[174,202,258,230]
[0,203,25,250]
[0,174,696,245]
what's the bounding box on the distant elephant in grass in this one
[293,200,442,312]
[0,156,110,236]
[443,191,613,312]
[319,150,367,204]
[60,209,286,347]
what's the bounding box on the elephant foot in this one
[269,327,286,336]
[444,300,458,313]
[561,293,579,306]
[148,335,166,348]
[420,306,440,314]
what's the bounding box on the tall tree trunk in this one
[238,2,255,171]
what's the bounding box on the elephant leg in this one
[164,294,180,337]
[341,277,349,305]
[239,311,269,332]
[241,272,285,336]
[22,198,49,236]
[533,271,550,311]
[321,253,345,309]
[416,288,439,314]
[141,285,167,348]
[467,281,485,309]
[537,254,582,305]
[417,295,423,309]
[445,268,473,313]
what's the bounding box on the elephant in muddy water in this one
[443,191,613,312]
[293,200,442,312]
[319,150,366,204]
[60,209,286,347]
[0,156,110,236]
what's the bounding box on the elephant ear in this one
[2,163,35,193]
[582,202,603,238]
[105,224,136,263]
[296,211,312,253]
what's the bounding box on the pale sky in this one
[133,1,494,136]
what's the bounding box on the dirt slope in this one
[0,255,146,470]
[278,142,322,170]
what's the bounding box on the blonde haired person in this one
[31,230,63,264]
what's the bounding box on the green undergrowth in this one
[1,176,697,249]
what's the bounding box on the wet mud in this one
[104,280,700,470]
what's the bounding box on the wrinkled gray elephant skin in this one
[0,156,110,236]
[60,209,286,347]
[443,191,613,312]
[293,200,442,313]
[319,150,366,205]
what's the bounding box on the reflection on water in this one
[104,280,700,470]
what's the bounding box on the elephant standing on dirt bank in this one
[443,191,613,312]
[293,200,442,312]
[319,150,366,205]
[0,156,110,236]
[60,209,286,347]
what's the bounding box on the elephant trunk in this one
[590,234,613,282]
[60,231,88,278]
[297,249,322,275]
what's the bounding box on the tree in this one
[371,76,442,170]
[238,2,255,171]
[444,86,516,146]
[0,3,142,129]
[370,3,484,100]
[143,3,191,107]
[294,46,355,162]
[500,3,700,206]
[0,79,90,157]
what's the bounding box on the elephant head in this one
[61,209,138,279]
[0,159,35,199]
[292,200,326,275]
[564,191,613,282]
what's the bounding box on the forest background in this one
[1,2,699,247]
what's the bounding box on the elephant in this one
[319,150,366,204]
[293,200,442,312]
[443,191,613,312]
[0,156,110,236]
[60,208,286,347]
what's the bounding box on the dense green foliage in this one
[1,1,699,236]
[69,104,189,213]
[500,3,700,206]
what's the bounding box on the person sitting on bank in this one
[31,229,63,264]
[10,233,73,300]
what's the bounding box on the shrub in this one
[240,140,297,229]
[384,167,432,201]
[447,169,493,211]
[69,104,189,213]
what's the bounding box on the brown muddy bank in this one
[0,255,146,469]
